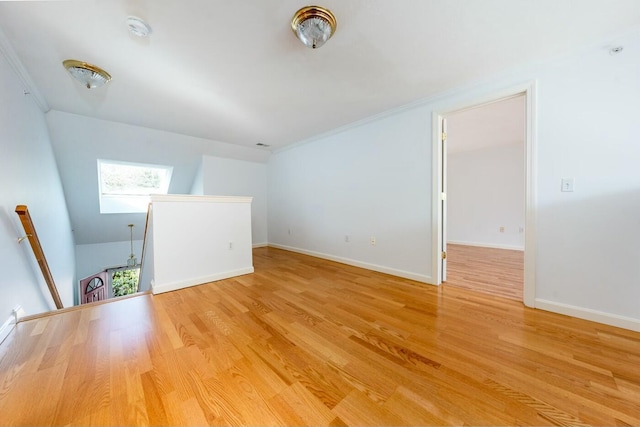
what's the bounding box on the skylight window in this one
[98,160,173,214]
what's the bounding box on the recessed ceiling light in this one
[126,16,152,37]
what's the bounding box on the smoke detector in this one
[126,16,152,37]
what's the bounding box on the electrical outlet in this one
[344,235,349,243]
[370,237,376,246]
[499,226,505,233]
[228,241,233,250]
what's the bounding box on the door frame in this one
[431,81,537,307]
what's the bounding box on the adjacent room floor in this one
[0,247,638,425]
[444,243,524,301]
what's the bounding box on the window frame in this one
[97,159,173,214]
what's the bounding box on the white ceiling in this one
[1,1,639,149]
[1,1,639,246]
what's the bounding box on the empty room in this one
[1,1,639,425]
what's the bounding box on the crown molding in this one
[0,25,50,112]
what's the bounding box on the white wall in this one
[201,155,268,246]
[75,240,143,281]
[532,31,640,325]
[268,107,432,282]
[150,195,253,294]
[190,161,204,195]
[448,144,524,250]
[0,51,76,320]
[46,110,270,246]
[268,29,640,330]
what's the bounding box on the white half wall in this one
[200,155,268,246]
[447,144,525,250]
[0,49,76,317]
[149,195,254,294]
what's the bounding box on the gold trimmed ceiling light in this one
[291,6,336,49]
[62,59,112,89]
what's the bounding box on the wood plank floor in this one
[1,247,639,426]
[445,244,524,301]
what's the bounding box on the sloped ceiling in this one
[2,1,639,148]
[1,1,639,245]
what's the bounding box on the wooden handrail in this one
[136,202,152,293]
[15,205,64,309]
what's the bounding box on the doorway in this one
[78,266,139,304]
[432,84,536,306]
[79,271,108,304]
[108,266,140,298]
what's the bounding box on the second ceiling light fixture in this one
[291,6,337,49]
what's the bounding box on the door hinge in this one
[441,131,447,141]
[442,251,447,260]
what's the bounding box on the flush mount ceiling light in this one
[126,16,152,37]
[291,6,336,49]
[62,59,112,89]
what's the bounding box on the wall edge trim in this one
[0,315,16,346]
[447,240,524,251]
[151,267,254,294]
[535,299,640,332]
[268,243,434,285]
[0,25,49,112]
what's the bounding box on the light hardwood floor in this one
[1,247,639,425]
[445,244,524,301]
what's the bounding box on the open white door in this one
[432,85,535,303]
[441,117,448,282]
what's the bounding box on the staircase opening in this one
[79,266,140,304]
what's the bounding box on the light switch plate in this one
[561,178,574,192]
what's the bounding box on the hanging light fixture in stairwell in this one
[127,224,137,267]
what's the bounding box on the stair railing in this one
[136,202,152,293]
[15,205,64,309]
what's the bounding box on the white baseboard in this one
[252,242,268,248]
[0,314,16,345]
[535,299,640,332]
[152,267,255,294]
[268,243,434,285]
[447,240,524,251]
